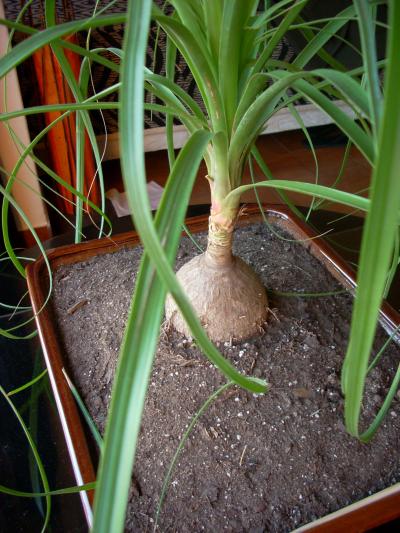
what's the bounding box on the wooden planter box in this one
[26,205,400,531]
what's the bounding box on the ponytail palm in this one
[100,3,397,529]
[1,2,399,532]
[148,0,374,341]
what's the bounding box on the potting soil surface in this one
[51,220,400,532]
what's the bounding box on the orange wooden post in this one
[32,34,100,217]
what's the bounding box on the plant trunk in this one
[165,205,268,342]
[205,206,236,266]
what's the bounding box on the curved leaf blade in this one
[342,0,400,438]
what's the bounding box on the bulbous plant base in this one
[165,253,268,342]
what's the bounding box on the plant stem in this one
[205,198,239,267]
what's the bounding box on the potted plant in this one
[1,0,400,531]
[25,202,400,531]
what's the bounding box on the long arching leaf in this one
[342,0,400,440]
[224,180,370,212]
[0,14,126,77]
[152,12,225,132]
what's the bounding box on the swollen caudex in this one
[165,214,268,342]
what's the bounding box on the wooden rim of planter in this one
[26,204,400,531]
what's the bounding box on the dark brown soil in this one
[51,221,400,532]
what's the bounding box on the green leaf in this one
[0,14,126,77]
[143,80,202,131]
[218,0,257,131]
[292,4,355,68]
[94,4,266,529]
[233,73,269,132]
[62,369,103,451]
[312,69,371,119]
[155,381,232,528]
[168,0,205,43]
[153,12,225,132]
[360,364,400,442]
[0,482,95,498]
[354,0,382,135]
[251,0,308,74]
[1,111,111,282]
[43,4,107,240]
[0,386,51,532]
[291,78,375,163]
[229,70,307,183]
[7,369,48,397]
[342,0,400,439]
[202,0,223,62]
[165,29,178,168]
[293,14,347,71]
[250,147,305,221]
[224,180,370,213]
[287,102,319,219]
[93,6,216,533]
